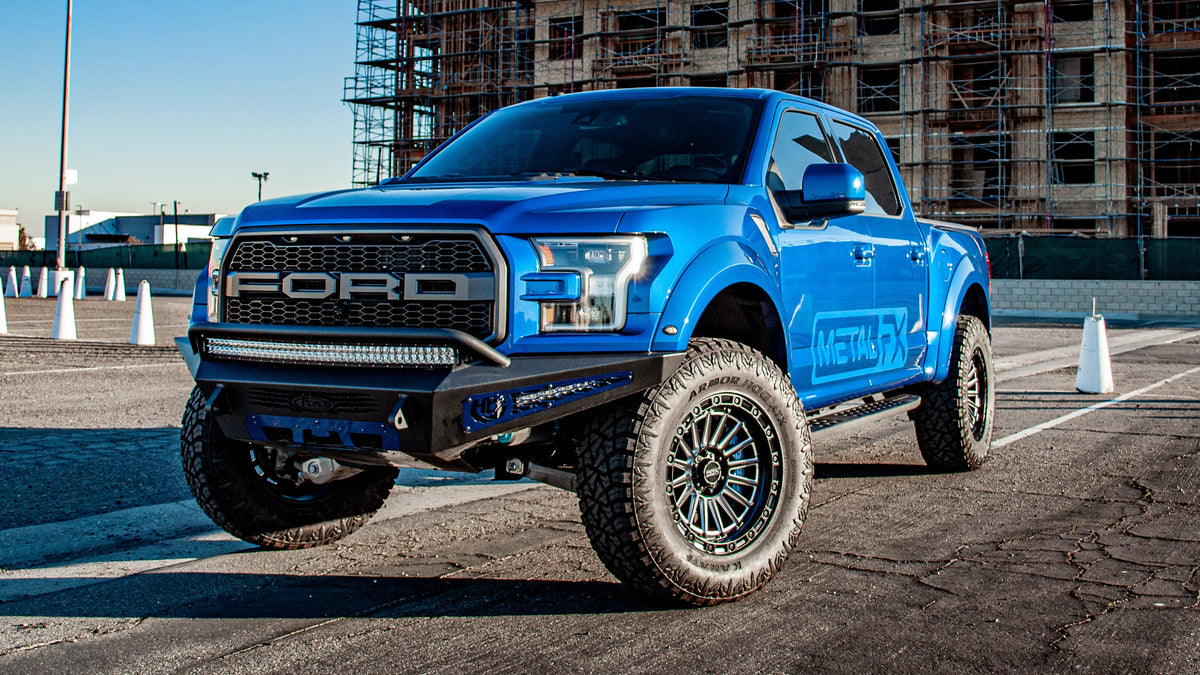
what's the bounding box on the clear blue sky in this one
[1,1,359,239]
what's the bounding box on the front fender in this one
[650,240,785,354]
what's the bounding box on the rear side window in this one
[830,120,902,216]
[768,111,834,193]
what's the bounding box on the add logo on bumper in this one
[812,308,908,384]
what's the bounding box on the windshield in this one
[405,95,762,184]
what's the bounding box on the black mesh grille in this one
[223,232,499,339]
[228,239,490,273]
[225,298,493,333]
[245,388,380,415]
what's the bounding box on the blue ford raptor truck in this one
[179,87,993,606]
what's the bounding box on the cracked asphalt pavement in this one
[0,303,1197,674]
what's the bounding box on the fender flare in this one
[932,260,991,382]
[650,239,786,355]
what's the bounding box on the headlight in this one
[530,236,647,332]
[206,237,231,323]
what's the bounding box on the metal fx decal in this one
[812,308,908,384]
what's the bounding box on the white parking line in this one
[993,365,1200,449]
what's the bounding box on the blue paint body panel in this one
[190,87,990,457]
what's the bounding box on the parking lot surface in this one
[0,302,1197,673]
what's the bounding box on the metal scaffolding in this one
[344,0,1200,237]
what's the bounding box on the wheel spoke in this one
[689,420,703,455]
[686,490,700,525]
[728,474,758,488]
[713,496,741,532]
[706,412,730,448]
[723,437,753,457]
[722,485,753,507]
[669,472,692,489]
[674,482,695,509]
[727,457,758,469]
[716,419,745,450]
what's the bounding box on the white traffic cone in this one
[129,280,155,346]
[0,289,7,334]
[74,267,87,300]
[18,266,32,297]
[115,268,127,301]
[1076,300,1114,394]
[35,267,49,298]
[52,277,76,340]
[103,267,117,300]
[4,266,16,297]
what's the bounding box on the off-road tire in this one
[911,315,995,471]
[576,338,813,606]
[180,387,398,549]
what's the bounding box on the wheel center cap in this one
[700,460,722,486]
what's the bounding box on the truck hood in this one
[234,181,730,235]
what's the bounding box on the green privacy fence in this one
[984,235,1200,281]
[0,243,212,271]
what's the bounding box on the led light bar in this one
[204,338,458,367]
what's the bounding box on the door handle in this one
[853,244,875,265]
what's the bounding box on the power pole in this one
[173,200,181,269]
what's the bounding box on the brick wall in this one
[991,279,1200,320]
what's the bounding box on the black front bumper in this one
[183,324,683,471]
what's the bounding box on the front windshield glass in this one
[405,95,762,184]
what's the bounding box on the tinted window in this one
[768,111,834,194]
[407,96,762,184]
[830,120,901,216]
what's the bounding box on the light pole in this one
[251,171,269,201]
[54,0,74,271]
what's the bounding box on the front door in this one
[768,109,878,410]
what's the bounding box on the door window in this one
[768,111,835,194]
[829,120,902,216]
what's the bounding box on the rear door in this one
[827,118,929,390]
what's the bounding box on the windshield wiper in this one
[511,169,642,181]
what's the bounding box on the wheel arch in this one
[651,240,788,370]
[932,264,992,382]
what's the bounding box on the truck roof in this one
[514,86,879,133]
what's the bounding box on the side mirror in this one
[777,163,867,223]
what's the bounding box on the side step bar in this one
[808,393,922,440]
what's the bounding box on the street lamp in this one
[251,171,269,201]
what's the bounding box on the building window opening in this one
[859,0,900,36]
[775,68,824,100]
[1149,133,1200,192]
[691,3,729,49]
[1051,0,1093,23]
[616,8,664,56]
[949,135,1007,205]
[858,66,901,113]
[1051,131,1095,185]
[549,16,583,61]
[1150,54,1200,111]
[1052,56,1095,104]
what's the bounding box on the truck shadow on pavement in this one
[0,573,664,619]
[814,462,940,479]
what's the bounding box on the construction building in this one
[343,0,1200,237]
